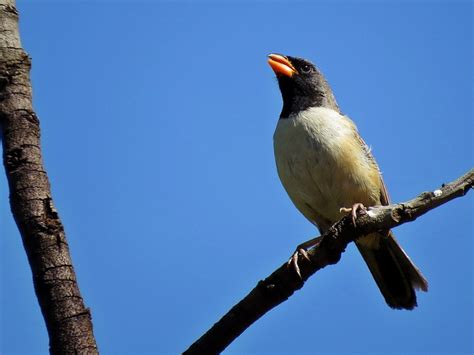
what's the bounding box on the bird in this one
[267,53,428,310]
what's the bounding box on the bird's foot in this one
[339,203,367,226]
[288,248,311,279]
[287,236,323,279]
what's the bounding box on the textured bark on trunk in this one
[0,1,98,353]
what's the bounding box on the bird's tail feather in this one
[355,231,428,310]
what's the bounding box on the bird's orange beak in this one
[268,54,297,77]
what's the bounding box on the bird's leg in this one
[339,203,367,226]
[288,236,323,279]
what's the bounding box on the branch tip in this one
[184,169,473,354]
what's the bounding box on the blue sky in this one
[1,1,472,354]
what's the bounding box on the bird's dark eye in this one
[300,64,312,74]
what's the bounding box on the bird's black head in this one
[268,54,339,118]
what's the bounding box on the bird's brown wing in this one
[353,132,428,309]
[353,133,391,206]
[377,168,391,206]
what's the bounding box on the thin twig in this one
[183,169,473,354]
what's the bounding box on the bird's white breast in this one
[273,107,380,228]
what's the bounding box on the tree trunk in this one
[0,1,98,353]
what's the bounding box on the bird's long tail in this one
[355,231,428,310]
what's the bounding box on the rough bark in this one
[184,169,473,354]
[0,1,98,353]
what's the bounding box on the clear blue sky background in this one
[1,1,473,354]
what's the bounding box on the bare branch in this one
[0,1,98,353]
[183,169,473,354]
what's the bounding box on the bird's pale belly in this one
[276,152,373,226]
[273,108,381,229]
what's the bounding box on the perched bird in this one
[268,53,428,309]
